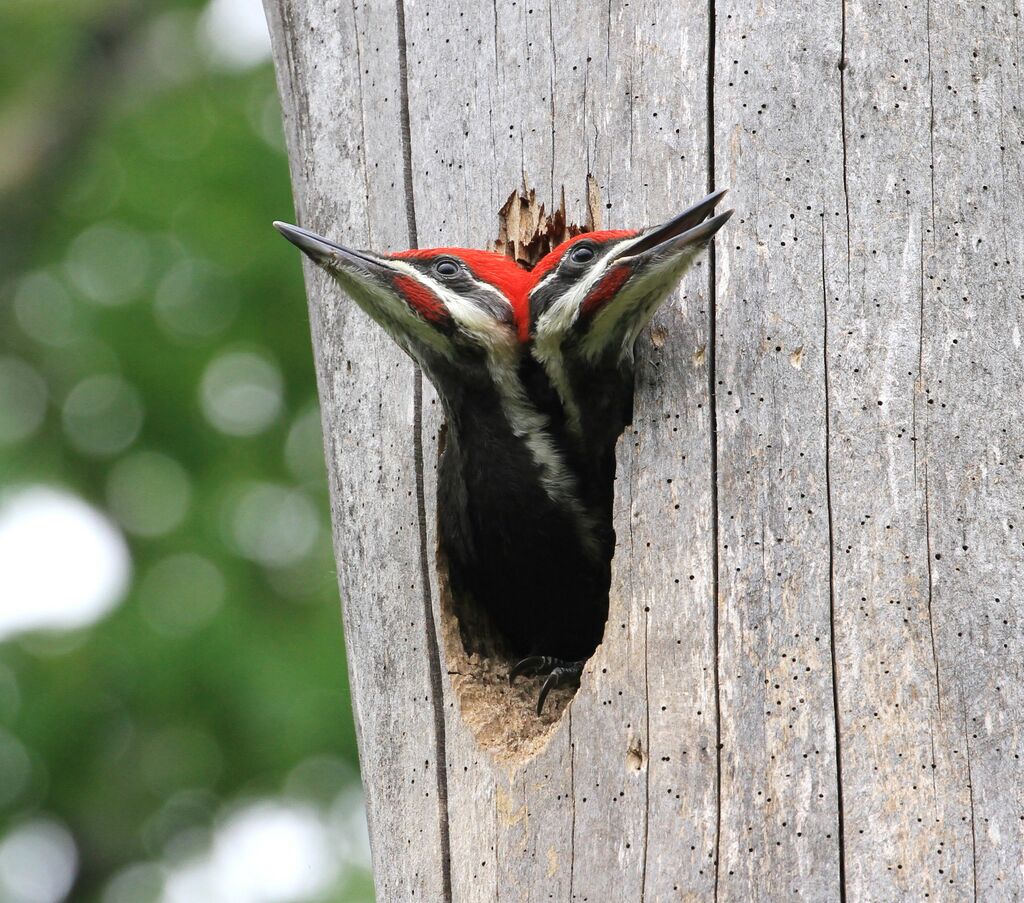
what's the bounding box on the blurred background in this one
[0,0,373,900]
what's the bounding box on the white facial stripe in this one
[531,336,582,437]
[383,257,514,350]
[530,264,562,296]
[533,245,614,334]
[531,238,640,436]
[531,229,658,349]
[529,227,651,301]
[472,278,515,309]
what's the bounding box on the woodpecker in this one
[274,190,732,716]
[527,189,732,460]
[507,191,733,697]
[273,221,607,714]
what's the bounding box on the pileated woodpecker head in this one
[525,190,732,445]
[273,221,531,384]
[528,189,732,365]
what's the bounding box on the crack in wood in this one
[349,0,373,246]
[923,465,942,713]
[838,0,852,276]
[963,701,979,903]
[918,220,942,714]
[821,218,848,903]
[706,2,724,897]
[926,0,937,231]
[395,1,453,898]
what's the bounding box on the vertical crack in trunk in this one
[547,4,558,210]
[822,220,848,901]
[913,225,924,482]
[926,0,937,230]
[706,0,724,896]
[963,701,979,902]
[919,235,942,713]
[924,464,942,713]
[395,2,453,898]
[838,0,852,275]
[348,0,373,246]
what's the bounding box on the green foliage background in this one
[0,1,371,900]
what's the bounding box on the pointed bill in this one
[617,209,734,264]
[616,190,732,263]
[273,221,391,274]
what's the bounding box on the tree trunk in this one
[264,1,1024,899]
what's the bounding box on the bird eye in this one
[569,244,596,264]
[434,259,460,277]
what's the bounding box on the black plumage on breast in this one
[434,369,610,663]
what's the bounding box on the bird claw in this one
[509,656,585,715]
[508,655,561,683]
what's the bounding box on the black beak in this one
[617,189,733,262]
[273,221,391,275]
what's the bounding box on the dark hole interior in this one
[435,401,623,733]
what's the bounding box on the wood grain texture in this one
[714,0,845,896]
[827,3,971,898]
[266,0,1024,899]
[263,2,449,899]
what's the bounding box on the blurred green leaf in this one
[0,1,371,900]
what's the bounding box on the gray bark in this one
[264,0,1024,900]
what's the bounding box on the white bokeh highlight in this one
[138,553,225,637]
[65,223,150,307]
[0,818,78,903]
[0,727,31,808]
[154,258,239,343]
[161,802,338,903]
[0,486,131,641]
[0,357,48,447]
[101,863,163,903]
[283,401,326,484]
[228,483,318,567]
[197,0,272,70]
[14,271,77,348]
[62,375,144,458]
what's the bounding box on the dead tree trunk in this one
[264,1,1024,899]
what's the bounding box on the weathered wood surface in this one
[265,0,1024,900]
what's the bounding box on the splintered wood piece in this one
[490,175,600,268]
